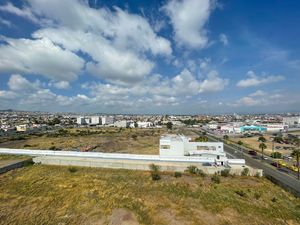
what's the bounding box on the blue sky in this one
[0,0,299,114]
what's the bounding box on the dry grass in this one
[231,135,294,157]
[0,165,299,225]
[0,128,165,154]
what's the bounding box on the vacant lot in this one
[0,128,165,154]
[231,135,294,157]
[0,165,299,225]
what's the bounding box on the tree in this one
[149,164,161,181]
[166,122,173,130]
[134,121,138,128]
[237,140,243,146]
[259,143,267,159]
[291,148,300,180]
[258,136,266,142]
[223,135,229,140]
[270,151,282,159]
[273,136,283,143]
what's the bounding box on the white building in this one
[101,116,114,125]
[114,120,130,128]
[260,124,287,133]
[159,135,241,166]
[76,117,86,125]
[90,116,101,125]
[137,121,153,128]
[283,117,300,126]
[220,125,241,133]
[16,124,28,132]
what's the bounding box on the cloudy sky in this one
[0,0,299,114]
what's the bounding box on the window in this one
[161,145,170,149]
[197,146,216,151]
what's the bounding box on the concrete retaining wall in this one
[33,156,263,176]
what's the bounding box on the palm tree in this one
[259,142,267,160]
[291,149,300,180]
[291,137,300,180]
[258,136,266,142]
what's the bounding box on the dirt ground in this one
[231,134,294,157]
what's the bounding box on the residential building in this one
[159,135,240,166]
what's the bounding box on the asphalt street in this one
[204,131,300,197]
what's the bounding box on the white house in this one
[159,135,237,166]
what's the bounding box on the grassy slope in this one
[0,165,299,225]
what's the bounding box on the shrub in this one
[237,140,243,145]
[196,169,206,177]
[271,152,282,159]
[174,171,182,178]
[271,197,277,203]
[23,144,32,148]
[221,169,231,177]
[68,167,78,173]
[241,167,249,176]
[254,192,262,200]
[235,190,247,197]
[131,134,137,140]
[186,165,198,174]
[211,174,220,184]
[49,146,56,150]
[149,164,161,181]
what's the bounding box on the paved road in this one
[201,131,300,197]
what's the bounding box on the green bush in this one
[186,166,206,177]
[270,152,282,159]
[254,192,262,200]
[23,144,32,148]
[68,167,78,173]
[235,190,247,197]
[220,169,230,177]
[174,171,182,178]
[241,167,249,176]
[271,197,277,203]
[237,140,243,145]
[196,169,206,177]
[211,174,220,184]
[149,164,161,181]
[49,146,56,150]
[186,165,198,174]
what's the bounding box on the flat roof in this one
[160,134,187,142]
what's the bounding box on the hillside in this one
[0,164,299,225]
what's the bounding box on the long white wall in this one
[0,148,216,163]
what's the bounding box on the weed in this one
[174,171,182,178]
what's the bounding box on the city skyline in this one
[0,0,299,114]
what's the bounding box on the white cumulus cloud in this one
[163,0,214,48]
[236,71,284,88]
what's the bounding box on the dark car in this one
[248,150,257,156]
[271,162,280,168]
